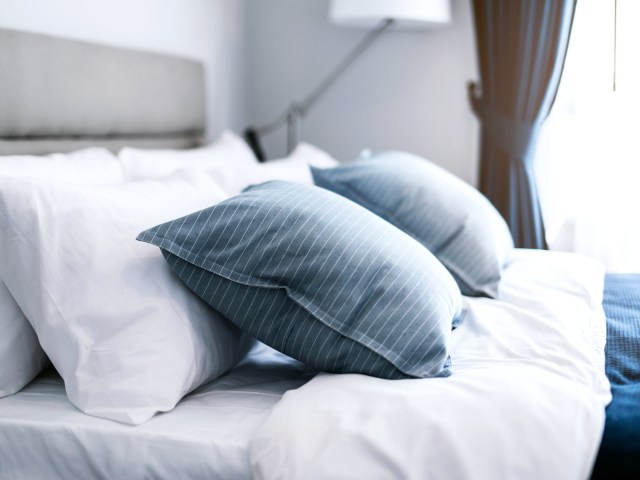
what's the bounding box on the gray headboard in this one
[0,28,206,155]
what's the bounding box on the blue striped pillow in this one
[138,181,461,379]
[312,152,514,297]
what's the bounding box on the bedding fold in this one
[249,250,611,480]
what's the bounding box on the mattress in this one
[0,250,612,480]
[0,344,315,480]
[591,274,640,478]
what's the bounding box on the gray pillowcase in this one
[138,181,461,379]
[312,152,514,297]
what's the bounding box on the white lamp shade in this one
[329,0,452,28]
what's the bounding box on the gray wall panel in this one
[0,28,205,140]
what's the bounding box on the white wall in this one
[0,0,245,141]
[245,0,479,184]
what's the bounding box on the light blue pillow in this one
[311,152,514,297]
[138,181,461,379]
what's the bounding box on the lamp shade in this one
[329,0,451,28]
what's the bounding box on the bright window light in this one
[535,0,640,271]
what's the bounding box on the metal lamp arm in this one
[245,18,395,160]
[297,18,394,117]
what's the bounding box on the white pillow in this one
[0,147,125,183]
[0,148,125,398]
[286,142,340,169]
[0,284,48,397]
[209,142,340,196]
[118,130,258,181]
[0,170,253,424]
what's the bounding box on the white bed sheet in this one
[249,250,612,480]
[0,344,315,480]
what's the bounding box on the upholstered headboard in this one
[0,28,206,155]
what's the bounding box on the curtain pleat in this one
[469,0,577,249]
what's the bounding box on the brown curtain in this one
[468,0,577,248]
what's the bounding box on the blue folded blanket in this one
[591,274,640,479]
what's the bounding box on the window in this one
[535,0,640,271]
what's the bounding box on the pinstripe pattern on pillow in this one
[138,181,461,379]
[311,152,514,298]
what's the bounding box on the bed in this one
[0,28,638,480]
